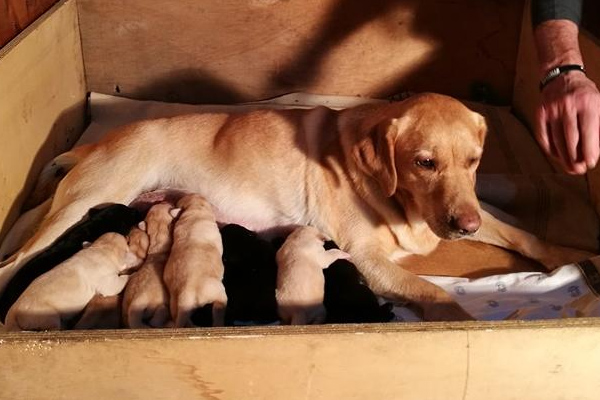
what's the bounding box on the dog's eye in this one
[415,158,436,170]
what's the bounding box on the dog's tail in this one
[0,198,52,261]
[23,144,94,211]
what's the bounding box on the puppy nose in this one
[449,212,481,235]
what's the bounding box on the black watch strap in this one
[539,64,586,91]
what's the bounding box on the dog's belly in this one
[130,189,304,236]
[211,198,303,236]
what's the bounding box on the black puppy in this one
[0,204,143,322]
[218,224,279,325]
[198,225,394,326]
[322,241,394,324]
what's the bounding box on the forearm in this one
[533,19,583,78]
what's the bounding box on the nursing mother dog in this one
[1,93,592,321]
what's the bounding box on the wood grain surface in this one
[0,0,86,242]
[77,0,524,105]
[0,0,59,48]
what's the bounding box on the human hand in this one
[535,72,600,174]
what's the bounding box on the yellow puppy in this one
[164,194,227,327]
[276,226,350,325]
[74,226,149,330]
[5,232,141,331]
[122,203,174,328]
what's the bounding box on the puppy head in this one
[91,232,140,270]
[92,232,129,251]
[127,226,150,264]
[279,226,351,269]
[353,93,487,240]
[176,193,211,211]
[144,202,176,251]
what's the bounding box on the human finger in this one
[578,109,600,170]
[550,118,570,167]
[561,104,580,164]
[534,106,552,156]
[550,119,586,173]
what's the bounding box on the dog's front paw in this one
[538,245,595,271]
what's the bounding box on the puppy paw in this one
[171,280,227,327]
[124,299,171,328]
[5,309,63,331]
[279,304,327,325]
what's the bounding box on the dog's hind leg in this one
[0,178,144,294]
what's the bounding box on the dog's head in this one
[352,93,487,240]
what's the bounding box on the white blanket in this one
[393,262,600,321]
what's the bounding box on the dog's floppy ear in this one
[353,118,401,197]
[473,112,487,146]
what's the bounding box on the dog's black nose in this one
[449,212,481,235]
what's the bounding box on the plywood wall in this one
[1,320,600,400]
[0,0,86,242]
[0,0,59,48]
[77,0,524,105]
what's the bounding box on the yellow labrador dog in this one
[2,93,592,321]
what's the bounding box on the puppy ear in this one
[138,221,147,231]
[170,208,182,218]
[353,119,400,197]
[316,230,331,242]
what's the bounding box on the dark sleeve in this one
[531,0,583,26]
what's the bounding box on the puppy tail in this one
[23,144,94,210]
[0,198,52,261]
